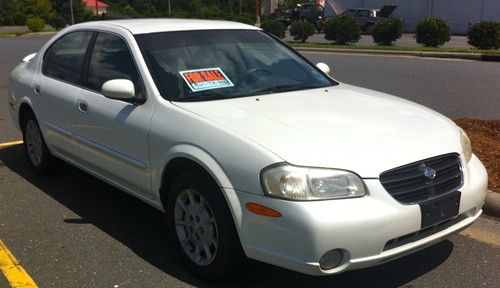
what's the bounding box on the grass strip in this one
[289,42,500,55]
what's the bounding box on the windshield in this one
[135,30,336,102]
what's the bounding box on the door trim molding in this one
[75,134,147,169]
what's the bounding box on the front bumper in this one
[235,154,487,276]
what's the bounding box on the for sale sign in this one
[179,67,234,92]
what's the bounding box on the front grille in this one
[380,153,463,204]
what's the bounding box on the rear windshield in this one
[135,30,336,102]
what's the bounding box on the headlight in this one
[459,128,472,163]
[261,164,365,200]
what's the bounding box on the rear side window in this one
[86,33,139,92]
[356,10,369,17]
[43,31,93,84]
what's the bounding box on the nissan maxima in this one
[8,19,487,279]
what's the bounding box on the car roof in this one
[73,18,260,35]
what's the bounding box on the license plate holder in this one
[419,191,461,229]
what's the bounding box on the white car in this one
[8,19,487,279]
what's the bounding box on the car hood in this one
[174,84,462,177]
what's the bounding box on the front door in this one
[76,32,154,197]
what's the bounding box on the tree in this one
[0,0,20,25]
[30,0,55,22]
[52,0,93,24]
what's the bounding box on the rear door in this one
[355,9,371,27]
[35,31,94,159]
[76,32,154,198]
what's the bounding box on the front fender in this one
[153,144,243,227]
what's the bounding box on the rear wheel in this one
[22,111,55,174]
[166,173,241,279]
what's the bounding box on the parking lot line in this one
[0,239,37,287]
[0,141,23,148]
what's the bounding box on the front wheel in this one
[166,173,241,279]
[22,111,55,174]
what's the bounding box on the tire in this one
[166,173,241,280]
[21,111,55,174]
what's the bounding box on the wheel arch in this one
[157,145,243,229]
[18,99,36,130]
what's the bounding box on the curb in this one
[0,31,57,37]
[484,190,500,219]
[294,47,500,62]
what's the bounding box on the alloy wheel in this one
[174,188,219,266]
[25,119,43,166]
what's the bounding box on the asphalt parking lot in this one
[0,35,499,287]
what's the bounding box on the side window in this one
[87,33,139,93]
[356,10,369,17]
[43,31,93,84]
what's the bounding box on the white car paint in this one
[173,84,464,178]
[8,19,487,276]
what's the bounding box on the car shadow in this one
[0,145,454,288]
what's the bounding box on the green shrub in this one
[260,19,286,39]
[13,12,27,26]
[259,14,271,23]
[324,15,361,45]
[119,4,140,18]
[196,5,224,19]
[25,18,45,32]
[0,17,9,25]
[415,17,451,47]
[467,21,500,50]
[229,14,255,25]
[372,18,403,45]
[290,20,315,43]
[169,10,190,18]
[49,14,67,30]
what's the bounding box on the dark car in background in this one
[271,3,325,32]
[341,5,397,34]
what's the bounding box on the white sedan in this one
[8,19,487,279]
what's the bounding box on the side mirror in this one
[102,79,135,100]
[316,62,331,74]
[23,53,37,63]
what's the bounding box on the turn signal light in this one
[245,203,282,218]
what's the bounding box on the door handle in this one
[33,85,41,95]
[77,100,89,113]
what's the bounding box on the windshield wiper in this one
[245,84,322,96]
[177,91,228,102]
[270,84,316,93]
